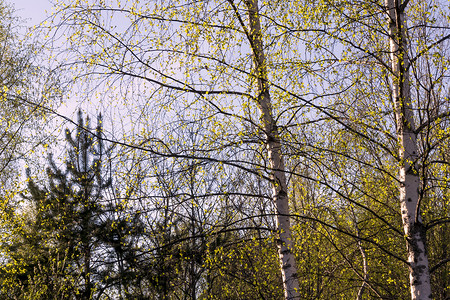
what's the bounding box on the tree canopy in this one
[0,0,449,299]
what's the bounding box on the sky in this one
[10,0,53,27]
[10,0,95,156]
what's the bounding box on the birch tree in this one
[46,0,315,298]
[385,0,431,297]
[242,0,300,297]
[0,2,62,296]
[0,0,58,184]
[41,0,450,298]
[291,0,450,298]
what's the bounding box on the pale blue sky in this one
[9,0,92,138]
[10,0,53,26]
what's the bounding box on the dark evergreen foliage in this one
[6,112,143,300]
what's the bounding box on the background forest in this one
[0,0,448,299]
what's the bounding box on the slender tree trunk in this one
[83,245,92,300]
[244,1,300,298]
[385,1,432,299]
[355,220,369,300]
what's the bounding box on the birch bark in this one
[385,0,432,298]
[244,0,300,298]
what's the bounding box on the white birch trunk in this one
[385,1,432,299]
[355,221,369,300]
[245,0,300,298]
